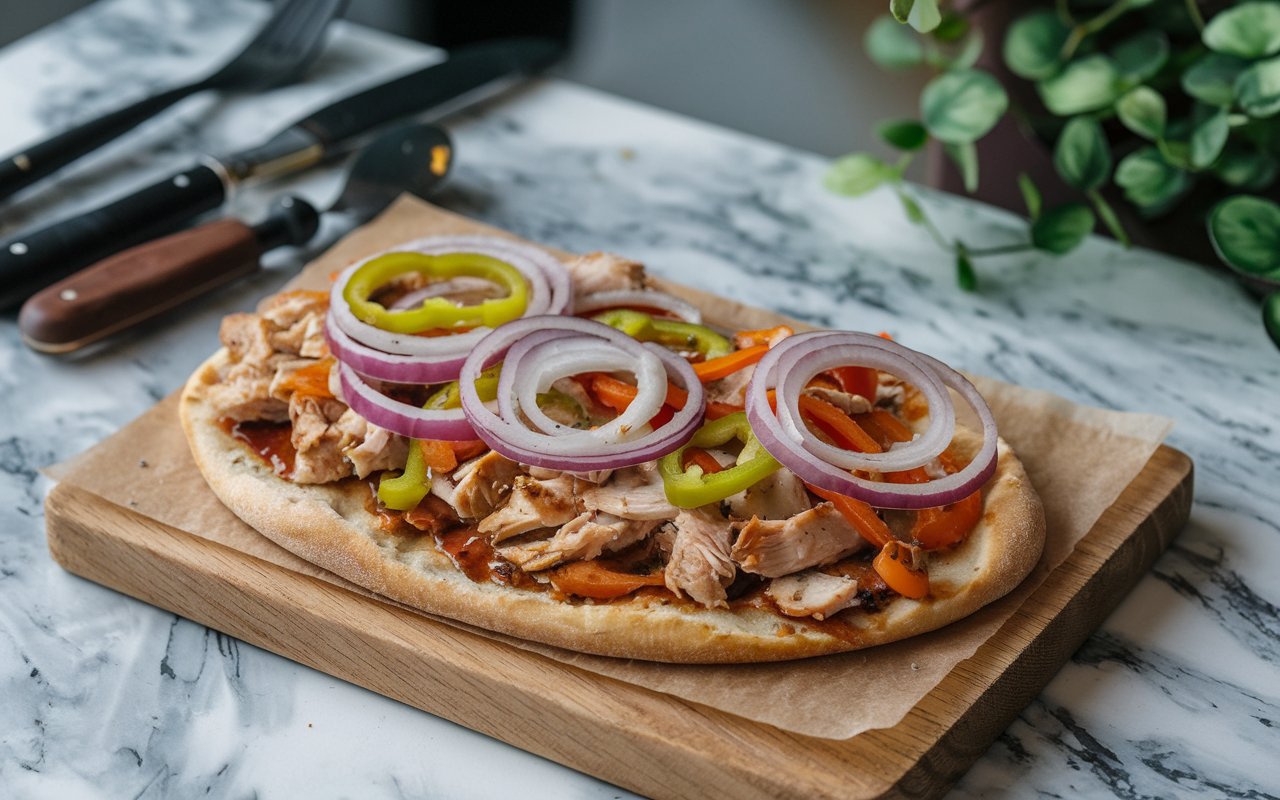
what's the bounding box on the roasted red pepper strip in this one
[796,394,883,454]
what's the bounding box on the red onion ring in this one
[335,360,481,441]
[460,316,704,470]
[745,332,998,510]
[574,289,702,323]
[324,310,467,384]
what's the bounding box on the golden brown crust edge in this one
[180,350,1046,664]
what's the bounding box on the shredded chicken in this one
[220,313,274,365]
[765,571,861,620]
[581,461,677,520]
[732,502,869,577]
[726,468,810,521]
[477,475,586,542]
[664,509,736,609]
[344,418,408,479]
[261,291,327,330]
[498,511,658,571]
[803,386,873,415]
[289,394,352,484]
[704,363,755,406]
[566,252,646,293]
[205,372,288,422]
[450,451,523,519]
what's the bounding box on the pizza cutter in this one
[18,123,454,354]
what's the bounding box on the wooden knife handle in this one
[18,219,263,353]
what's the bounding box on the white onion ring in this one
[460,316,704,470]
[772,336,955,471]
[745,331,998,510]
[574,289,702,323]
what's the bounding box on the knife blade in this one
[0,37,560,309]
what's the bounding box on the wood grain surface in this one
[45,444,1192,800]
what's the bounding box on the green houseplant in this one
[827,0,1280,348]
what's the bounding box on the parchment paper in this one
[48,197,1173,739]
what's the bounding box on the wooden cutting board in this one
[45,442,1191,800]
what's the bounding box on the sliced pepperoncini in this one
[592,309,733,360]
[659,412,779,508]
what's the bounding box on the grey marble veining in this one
[1,1,1277,798]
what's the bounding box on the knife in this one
[0,37,560,309]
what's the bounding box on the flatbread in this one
[181,350,1046,663]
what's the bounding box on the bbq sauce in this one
[220,418,296,477]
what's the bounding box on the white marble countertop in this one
[2,1,1277,797]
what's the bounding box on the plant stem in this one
[1087,189,1132,248]
[1055,0,1076,26]
[1061,0,1130,60]
[895,186,951,250]
[966,242,1037,256]
[1184,0,1206,32]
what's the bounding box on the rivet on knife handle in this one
[19,219,266,354]
[0,163,227,309]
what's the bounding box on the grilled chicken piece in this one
[726,467,810,521]
[664,509,736,609]
[345,419,408,479]
[205,373,288,422]
[221,313,274,365]
[261,290,328,329]
[581,461,677,520]
[732,502,869,577]
[766,571,861,620]
[270,311,326,358]
[289,394,353,484]
[478,475,586,542]
[803,386,873,414]
[498,511,658,571]
[567,252,646,293]
[267,358,320,402]
[704,363,755,406]
[451,451,523,519]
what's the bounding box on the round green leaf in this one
[907,0,942,33]
[1115,148,1191,214]
[932,13,969,43]
[896,190,926,223]
[1191,109,1230,169]
[1003,10,1069,80]
[890,0,915,24]
[1214,147,1280,188]
[825,154,892,196]
[921,69,1009,144]
[1203,1,1280,59]
[1115,87,1167,141]
[1054,117,1112,191]
[1031,203,1096,254]
[1263,292,1280,349]
[1037,55,1123,116]
[866,16,924,70]
[1181,53,1247,107]
[1235,55,1280,117]
[1112,30,1170,84]
[1208,195,1280,276]
[877,119,929,151]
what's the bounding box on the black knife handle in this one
[0,163,227,309]
[0,85,191,201]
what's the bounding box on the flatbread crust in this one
[181,349,1045,663]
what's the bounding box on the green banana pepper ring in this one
[345,251,529,334]
[659,412,780,509]
[379,366,502,510]
[592,309,732,359]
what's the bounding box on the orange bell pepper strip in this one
[682,447,724,475]
[704,401,743,420]
[873,541,929,599]
[547,561,667,600]
[827,366,878,400]
[449,439,489,462]
[733,325,793,349]
[692,344,769,382]
[417,439,458,473]
[796,394,883,454]
[806,483,894,549]
[911,491,983,549]
[276,358,335,399]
